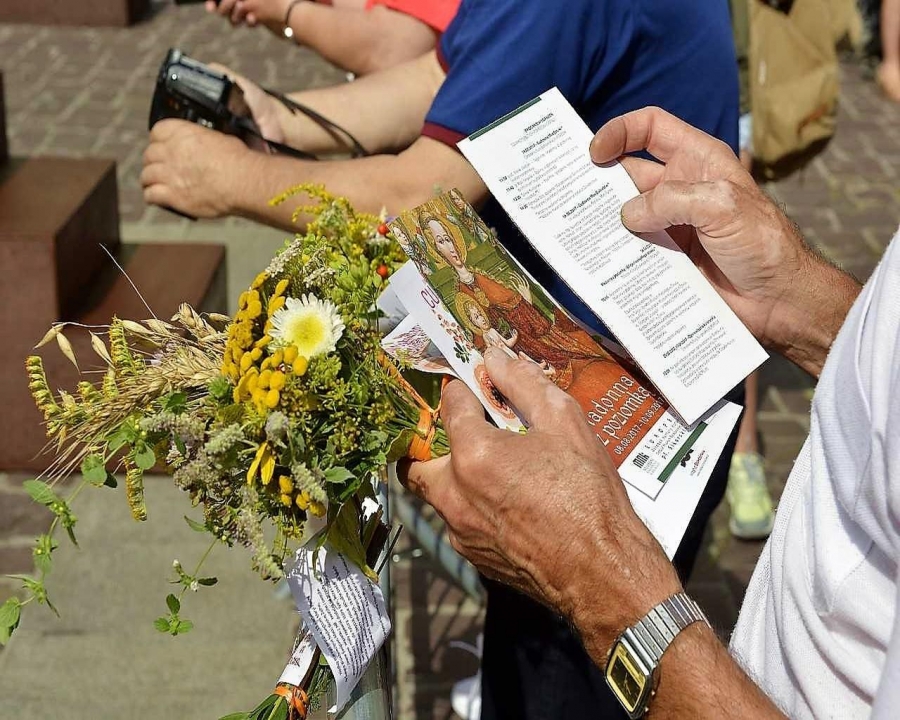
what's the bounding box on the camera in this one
[148,48,263,148]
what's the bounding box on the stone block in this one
[1,242,226,471]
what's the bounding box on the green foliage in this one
[326,502,376,582]
[81,454,116,488]
[133,443,156,471]
[184,515,207,533]
[323,466,355,485]
[0,598,21,646]
[32,534,58,575]
[163,391,188,415]
[22,479,59,506]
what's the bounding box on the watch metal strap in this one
[622,592,709,668]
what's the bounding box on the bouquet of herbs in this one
[4,186,447,717]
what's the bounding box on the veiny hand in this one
[206,63,289,145]
[141,119,247,218]
[400,348,682,656]
[590,107,815,351]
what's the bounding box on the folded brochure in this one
[457,88,767,426]
[383,191,741,557]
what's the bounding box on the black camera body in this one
[148,48,261,145]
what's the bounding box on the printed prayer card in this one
[383,191,742,556]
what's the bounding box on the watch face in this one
[606,644,648,714]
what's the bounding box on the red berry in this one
[377,223,389,236]
[376,264,390,279]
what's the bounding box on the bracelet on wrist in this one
[283,0,305,38]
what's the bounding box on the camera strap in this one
[243,88,369,161]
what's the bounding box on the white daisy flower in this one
[270,294,345,359]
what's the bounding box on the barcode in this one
[633,452,649,469]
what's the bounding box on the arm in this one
[589,107,861,378]
[286,2,438,76]
[208,0,436,76]
[222,51,446,156]
[142,126,488,232]
[401,354,786,719]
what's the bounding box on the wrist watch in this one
[605,592,710,718]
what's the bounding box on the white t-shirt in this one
[730,230,900,718]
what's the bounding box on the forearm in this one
[280,51,444,155]
[646,624,786,719]
[560,511,784,719]
[770,248,861,378]
[227,144,479,232]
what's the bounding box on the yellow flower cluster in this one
[222,274,309,413]
[246,442,326,517]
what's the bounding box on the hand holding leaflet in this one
[458,88,767,425]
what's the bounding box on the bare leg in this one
[291,3,438,75]
[734,371,760,454]
[877,0,900,101]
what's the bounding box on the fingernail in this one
[621,195,645,227]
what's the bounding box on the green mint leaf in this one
[183,516,207,533]
[323,466,355,485]
[134,445,156,471]
[153,617,171,633]
[22,479,58,506]
[81,454,109,486]
[165,594,180,614]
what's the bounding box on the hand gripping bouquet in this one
[8,186,447,718]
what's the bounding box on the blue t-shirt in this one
[422,0,739,333]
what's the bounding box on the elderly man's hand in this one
[401,348,682,656]
[141,120,248,218]
[591,107,829,356]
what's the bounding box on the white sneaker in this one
[450,635,482,720]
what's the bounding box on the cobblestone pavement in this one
[1,5,899,717]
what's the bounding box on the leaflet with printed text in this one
[457,88,767,426]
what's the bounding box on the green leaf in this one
[386,429,415,464]
[174,436,187,457]
[0,598,21,630]
[81,454,108,486]
[218,714,251,720]
[166,593,180,614]
[33,534,57,575]
[107,425,137,454]
[197,577,218,587]
[325,502,374,582]
[22,479,58,506]
[153,617,171,633]
[173,619,194,635]
[134,445,156,471]
[183,516,207,533]
[103,473,118,489]
[163,391,188,414]
[323,466,355,485]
